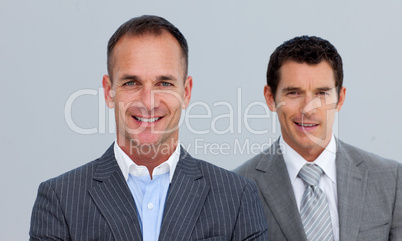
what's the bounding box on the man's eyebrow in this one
[316,87,334,91]
[118,75,178,82]
[157,75,177,81]
[119,75,140,82]
[282,87,302,92]
[281,87,334,92]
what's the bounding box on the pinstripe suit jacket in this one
[30,144,268,240]
[235,139,402,241]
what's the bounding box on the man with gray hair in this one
[30,15,268,240]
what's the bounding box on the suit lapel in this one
[159,149,209,240]
[255,142,307,241]
[88,144,142,241]
[336,140,368,241]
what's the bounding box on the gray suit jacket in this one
[235,139,402,241]
[30,144,268,240]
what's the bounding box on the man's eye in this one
[318,91,328,96]
[160,82,172,87]
[287,91,299,96]
[124,81,135,86]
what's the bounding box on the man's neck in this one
[297,146,326,162]
[282,135,333,162]
[118,140,178,178]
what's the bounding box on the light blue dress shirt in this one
[127,172,170,241]
[113,142,181,241]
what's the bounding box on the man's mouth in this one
[133,116,162,123]
[295,122,318,127]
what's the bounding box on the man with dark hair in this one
[236,36,402,241]
[30,15,268,240]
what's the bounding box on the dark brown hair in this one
[267,35,343,100]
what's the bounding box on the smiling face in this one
[265,60,345,161]
[103,32,192,160]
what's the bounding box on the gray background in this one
[1,0,401,239]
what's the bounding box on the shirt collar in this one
[114,140,181,183]
[280,135,337,184]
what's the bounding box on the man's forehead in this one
[278,81,336,89]
[111,32,187,79]
[114,32,174,53]
[111,33,186,72]
[278,61,336,89]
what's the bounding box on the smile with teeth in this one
[295,122,318,127]
[134,116,161,123]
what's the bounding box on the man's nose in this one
[301,95,321,116]
[140,86,160,111]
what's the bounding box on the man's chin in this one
[128,138,161,148]
[297,134,329,149]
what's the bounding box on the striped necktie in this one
[299,164,334,241]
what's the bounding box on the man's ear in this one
[264,85,277,112]
[182,76,193,109]
[336,86,346,111]
[102,75,114,108]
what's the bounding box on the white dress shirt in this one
[280,136,339,241]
